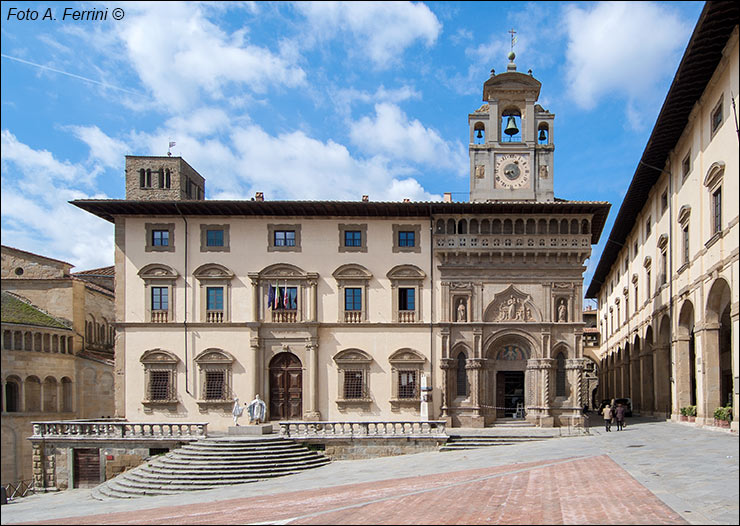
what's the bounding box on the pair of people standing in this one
[602,402,626,431]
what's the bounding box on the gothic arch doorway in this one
[269,352,303,420]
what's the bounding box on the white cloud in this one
[113,2,306,111]
[350,103,467,175]
[295,1,442,68]
[0,131,114,270]
[66,125,130,169]
[563,2,691,111]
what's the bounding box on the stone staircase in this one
[92,436,330,499]
[440,434,551,451]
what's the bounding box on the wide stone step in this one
[92,437,331,500]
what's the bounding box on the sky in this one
[0,1,705,305]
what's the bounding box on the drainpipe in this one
[174,203,190,395]
[429,205,435,418]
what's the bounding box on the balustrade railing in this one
[398,311,416,323]
[272,310,298,323]
[151,310,168,323]
[206,310,224,323]
[434,234,590,250]
[344,311,362,323]
[31,420,208,440]
[279,420,446,438]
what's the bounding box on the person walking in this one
[614,402,626,431]
[602,403,613,432]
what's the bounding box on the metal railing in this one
[2,479,34,501]
[279,420,447,438]
[31,420,208,440]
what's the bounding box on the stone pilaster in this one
[304,339,320,420]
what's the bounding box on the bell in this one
[504,115,519,137]
[476,129,483,139]
[538,129,547,142]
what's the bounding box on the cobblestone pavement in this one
[1,418,737,525]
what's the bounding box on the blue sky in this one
[1,1,704,304]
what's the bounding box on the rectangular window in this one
[660,252,667,286]
[713,188,722,234]
[344,230,362,247]
[344,288,362,311]
[204,370,225,400]
[711,100,723,134]
[206,287,224,311]
[274,230,296,247]
[343,370,364,399]
[206,229,224,247]
[661,190,668,214]
[646,270,651,298]
[150,371,170,401]
[645,216,651,237]
[152,230,169,247]
[152,287,168,311]
[398,231,416,247]
[682,151,691,180]
[683,225,690,264]
[398,370,417,399]
[274,286,298,310]
[399,287,415,311]
[624,258,629,273]
[633,242,638,259]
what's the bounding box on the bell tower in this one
[469,44,555,202]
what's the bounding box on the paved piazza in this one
[2,419,737,525]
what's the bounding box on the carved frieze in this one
[484,285,541,322]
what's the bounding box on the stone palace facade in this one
[74,53,609,430]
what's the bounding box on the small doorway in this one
[73,448,101,488]
[496,371,525,418]
[269,352,303,420]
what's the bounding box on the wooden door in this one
[73,448,100,488]
[269,353,303,420]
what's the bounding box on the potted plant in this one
[679,407,688,421]
[687,405,696,422]
[713,406,732,428]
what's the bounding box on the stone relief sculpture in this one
[539,165,549,178]
[457,299,467,322]
[475,164,485,179]
[557,300,567,322]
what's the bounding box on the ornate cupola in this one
[469,44,555,203]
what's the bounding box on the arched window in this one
[555,352,567,397]
[457,219,467,235]
[5,377,21,412]
[456,351,468,397]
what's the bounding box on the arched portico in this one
[676,300,698,413]
[703,278,734,423]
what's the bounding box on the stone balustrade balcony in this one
[344,311,362,323]
[272,310,298,323]
[206,310,224,323]
[151,310,168,323]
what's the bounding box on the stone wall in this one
[300,437,445,460]
[1,250,70,280]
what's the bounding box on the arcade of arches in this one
[598,278,736,425]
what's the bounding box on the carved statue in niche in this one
[457,299,467,322]
[557,299,567,322]
[475,165,485,179]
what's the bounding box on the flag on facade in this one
[273,280,280,309]
[268,284,275,309]
[283,281,289,309]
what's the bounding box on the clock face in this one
[495,154,530,189]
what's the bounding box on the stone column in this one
[440,358,454,421]
[307,278,318,322]
[249,276,260,322]
[640,351,654,413]
[629,354,642,413]
[304,340,320,420]
[539,358,555,427]
[699,324,721,421]
[654,345,672,416]
[674,334,692,412]
[565,358,585,425]
[467,359,485,422]
[250,337,261,401]
[732,307,740,431]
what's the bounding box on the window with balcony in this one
[254,264,315,323]
[139,263,179,323]
[194,264,234,323]
[387,265,425,323]
[333,263,372,323]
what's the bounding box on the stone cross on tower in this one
[508,28,517,53]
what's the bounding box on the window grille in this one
[398,370,417,399]
[204,370,226,400]
[149,370,171,401]
[343,370,365,399]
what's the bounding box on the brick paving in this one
[23,455,686,525]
